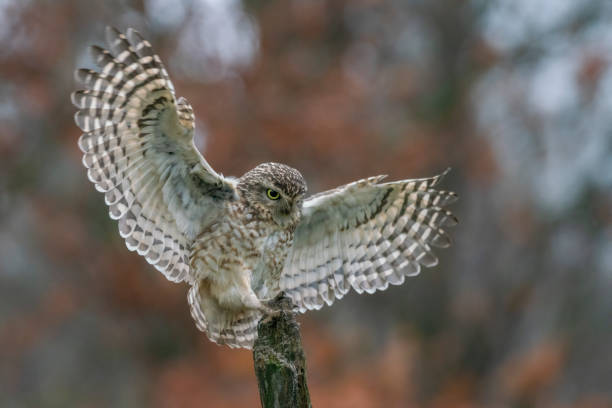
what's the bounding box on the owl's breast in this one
[189,204,294,299]
[250,226,294,300]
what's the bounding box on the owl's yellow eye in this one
[266,189,281,200]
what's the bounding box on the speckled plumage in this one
[188,168,301,347]
[73,27,458,349]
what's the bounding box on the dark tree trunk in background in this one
[253,296,312,408]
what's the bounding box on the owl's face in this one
[237,162,307,229]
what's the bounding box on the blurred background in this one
[1,0,611,407]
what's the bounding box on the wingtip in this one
[74,68,93,85]
[73,68,84,84]
[432,167,453,186]
[125,27,140,38]
[70,90,81,107]
[105,26,125,49]
[89,44,106,62]
[371,174,388,184]
[105,25,121,37]
[126,27,147,46]
[76,132,90,153]
[73,110,87,132]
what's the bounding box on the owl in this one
[72,27,457,349]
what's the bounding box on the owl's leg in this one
[194,265,284,340]
[212,281,284,324]
[210,273,263,311]
[190,280,254,326]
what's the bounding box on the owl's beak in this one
[279,201,291,216]
[275,201,298,227]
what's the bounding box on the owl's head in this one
[237,162,307,228]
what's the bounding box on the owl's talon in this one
[263,294,295,312]
[258,295,296,324]
[259,306,281,325]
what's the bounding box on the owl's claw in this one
[259,294,296,324]
[259,307,281,325]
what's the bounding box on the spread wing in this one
[72,27,236,284]
[280,170,457,312]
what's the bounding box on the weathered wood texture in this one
[253,296,312,408]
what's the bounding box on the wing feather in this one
[73,27,236,283]
[281,170,457,312]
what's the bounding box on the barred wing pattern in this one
[73,27,234,284]
[281,171,457,313]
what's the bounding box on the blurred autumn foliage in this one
[1,0,611,407]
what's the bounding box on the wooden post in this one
[252,296,312,408]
